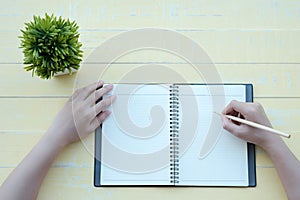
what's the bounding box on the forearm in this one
[264,137,300,200]
[0,81,113,200]
[0,131,64,200]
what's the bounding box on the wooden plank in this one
[90,63,300,98]
[0,64,299,97]
[0,64,76,97]
[83,31,300,63]
[1,0,300,30]
[0,167,286,200]
[0,98,67,131]
[0,132,94,167]
[2,30,300,63]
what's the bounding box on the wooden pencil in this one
[223,114,291,138]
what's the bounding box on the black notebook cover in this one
[245,84,256,187]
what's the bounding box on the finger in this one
[222,100,235,115]
[75,81,104,100]
[222,116,240,136]
[231,100,251,116]
[90,110,111,130]
[223,100,249,116]
[94,95,116,115]
[91,84,114,105]
[85,84,113,106]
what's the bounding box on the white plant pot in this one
[54,68,78,77]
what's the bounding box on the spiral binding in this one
[169,84,180,184]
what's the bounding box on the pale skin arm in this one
[222,100,300,200]
[0,81,115,200]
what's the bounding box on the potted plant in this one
[19,14,83,79]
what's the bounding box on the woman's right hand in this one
[222,100,281,149]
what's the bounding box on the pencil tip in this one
[213,112,222,116]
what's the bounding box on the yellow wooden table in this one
[0,1,299,199]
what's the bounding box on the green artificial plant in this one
[20,14,83,79]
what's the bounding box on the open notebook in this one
[94,84,255,187]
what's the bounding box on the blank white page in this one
[100,84,171,185]
[177,85,248,186]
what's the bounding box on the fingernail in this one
[106,84,114,90]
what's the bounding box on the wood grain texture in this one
[0,64,299,97]
[1,30,300,63]
[0,0,299,199]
